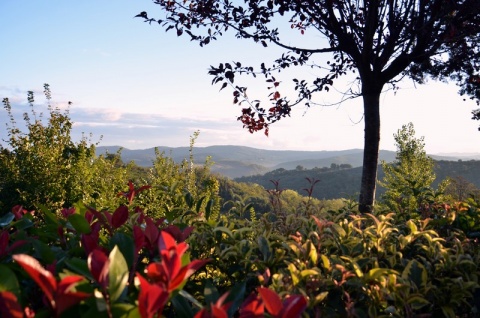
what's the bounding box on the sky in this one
[1,1,480,155]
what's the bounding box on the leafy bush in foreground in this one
[1,179,480,317]
[0,185,308,318]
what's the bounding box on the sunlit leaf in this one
[108,246,129,302]
[68,214,91,234]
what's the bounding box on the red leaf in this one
[85,210,94,224]
[164,225,194,242]
[112,205,129,229]
[86,206,111,233]
[60,207,76,219]
[183,259,209,280]
[168,259,209,292]
[258,288,282,316]
[239,293,264,318]
[0,291,23,318]
[87,249,109,288]
[55,276,91,315]
[211,304,229,318]
[81,226,101,256]
[145,262,168,286]
[133,225,145,253]
[163,225,181,242]
[158,231,177,251]
[103,211,113,226]
[0,231,8,257]
[280,295,307,318]
[13,254,57,304]
[11,205,27,220]
[193,308,209,318]
[137,185,152,193]
[144,217,159,251]
[137,274,169,318]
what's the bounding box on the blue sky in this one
[1,0,479,154]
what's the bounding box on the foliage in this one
[0,86,130,215]
[236,164,362,200]
[0,181,310,318]
[1,115,480,316]
[380,123,449,218]
[134,132,221,222]
[137,0,480,212]
[3,88,480,317]
[2,179,480,317]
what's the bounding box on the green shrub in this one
[0,85,129,215]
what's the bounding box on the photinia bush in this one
[0,182,307,318]
[1,178,480,317]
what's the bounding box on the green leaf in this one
[68,214,91,234]
[308,242,318,264]
[179,290,203,309]
[340,256,363,278]
[37,203,59,226]
[225,281,246,317]
[0,213,15,227]
[11,217,33,231]
[258,236,271,261]
[402,260,427,290]
[73,201,87,217]
[406,220,418,235]
[205,198,214,221]
[300,269,320,278]
[111,304,141,318]
[408,295,430,310]
[288,263,300,286]
[441,306,456,318]
[31,239,55,264]
[171,294,195,318]
[314,291,328,304]
[0,265,20,296]
[195,196,205,214]
[204,279,219,305]
[320,254,331,271]
[108,245,129,302]
[109,233,134,270]
[366,268,398,282]
[351,242,364,256]
[184,192,194,209]
[65,257,92,279]
[214,226,233,238]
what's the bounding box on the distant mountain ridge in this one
[96,145,474,179]
[236,160,480,200]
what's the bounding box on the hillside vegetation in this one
[235,160,480,200]
[97,146,473,179]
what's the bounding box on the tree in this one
[138,0,480,212]
[379,123,447,215]
[444,175,479,201]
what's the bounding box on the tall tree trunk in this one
[358,91,381,213]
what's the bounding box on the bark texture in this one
[359,92,381,213]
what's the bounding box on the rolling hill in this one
[235,160,480,200]
[96,145,468,179]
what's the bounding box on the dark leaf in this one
[112,205,129,229]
